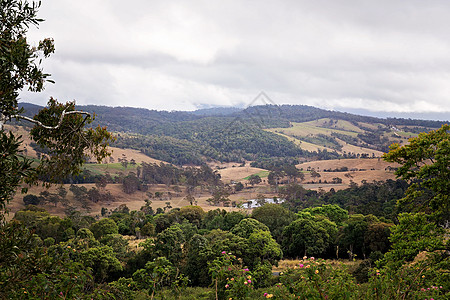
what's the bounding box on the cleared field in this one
[243,170,270,180]
[269,131,329,152]
[297,158,399,171]
[218,166,267,183]
[8,182,247,220]
[268,122,386,156]
[302,118,364,133]
[357,122,387,130]
[286,122,359,137]
[98,146,164,165]
[335,138,385,157]
[7,156,401,220]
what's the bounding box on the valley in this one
[7,104,414,219]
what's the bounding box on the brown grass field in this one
[6,157,400,220]
[4,124,402,219]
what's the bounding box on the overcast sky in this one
[21,0,450,120]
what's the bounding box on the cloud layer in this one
[21,0,450,119]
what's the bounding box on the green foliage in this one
[269,257,358,300]
[365,260,449,300]
[302,204,348,226]
[380,213,446,270]
[338,214,370,259]
[80,245,123,282]
[109,277,139,299]
[323,179,407,220]
[175,205,206,228]
[184,234,214,286]
[1,0,52,116]
[248,174,262,186]
[282,214,337,258]
[384,124,450,223]
[99,233,129,261]
[89,218,119,240]
[231,218,270,239]
[29,98,114,184]
[0,220,95,299]
[0,132,33,212]
[208,251,254,300]
[133,256,188,299]
[155,224,186,266]
[246,230,283,269]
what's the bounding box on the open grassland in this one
[266,119,423,157]
[297,158,399,171]
[8,157,399,219]
[335,138,385,156]
[8,182,265,220]
[267,121,359,138]
[357,121,385,130]
[268,131,329,152]
[243,170,270,180]
[217,166,267,183]
[297,158,399,186]
[302,118,364,133]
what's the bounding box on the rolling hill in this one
[18,102,446,167]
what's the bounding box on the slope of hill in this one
[18,102,446,166]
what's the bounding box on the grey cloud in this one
[20,0,450,118]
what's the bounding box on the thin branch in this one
[9,110,90,130]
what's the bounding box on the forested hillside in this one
[20,102,447,166]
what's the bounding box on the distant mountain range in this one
[18,102,447,166]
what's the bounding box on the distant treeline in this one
[19,103,447,165]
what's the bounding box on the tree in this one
[302,204,349,226]
[23,194,40,206]
[0,0,113,215]
[383,124,450,224]
[246,229,283,269]
[184,193,196,205]
[122,173,141,194]
[184,234,213,286]
[155,224,185,266]
[175,205,205,228]
[248,174,262,186]
[337,214,369,259]
[89,218,119,240]
[231,218,269,239]
[268,170,284,192]
[282,214,337,258]
[256,193,267,207]
[278,183,308,210]
[234,181,244,192]
[252,203,296,243]
[284,165,303,183]
[310,169,321,179]
[80,245,122,282]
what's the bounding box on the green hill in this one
[19,102,446,166]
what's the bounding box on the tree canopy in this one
[383,124,450,223]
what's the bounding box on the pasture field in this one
[8,157,398,220]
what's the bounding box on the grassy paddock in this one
[243,170,270,180]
